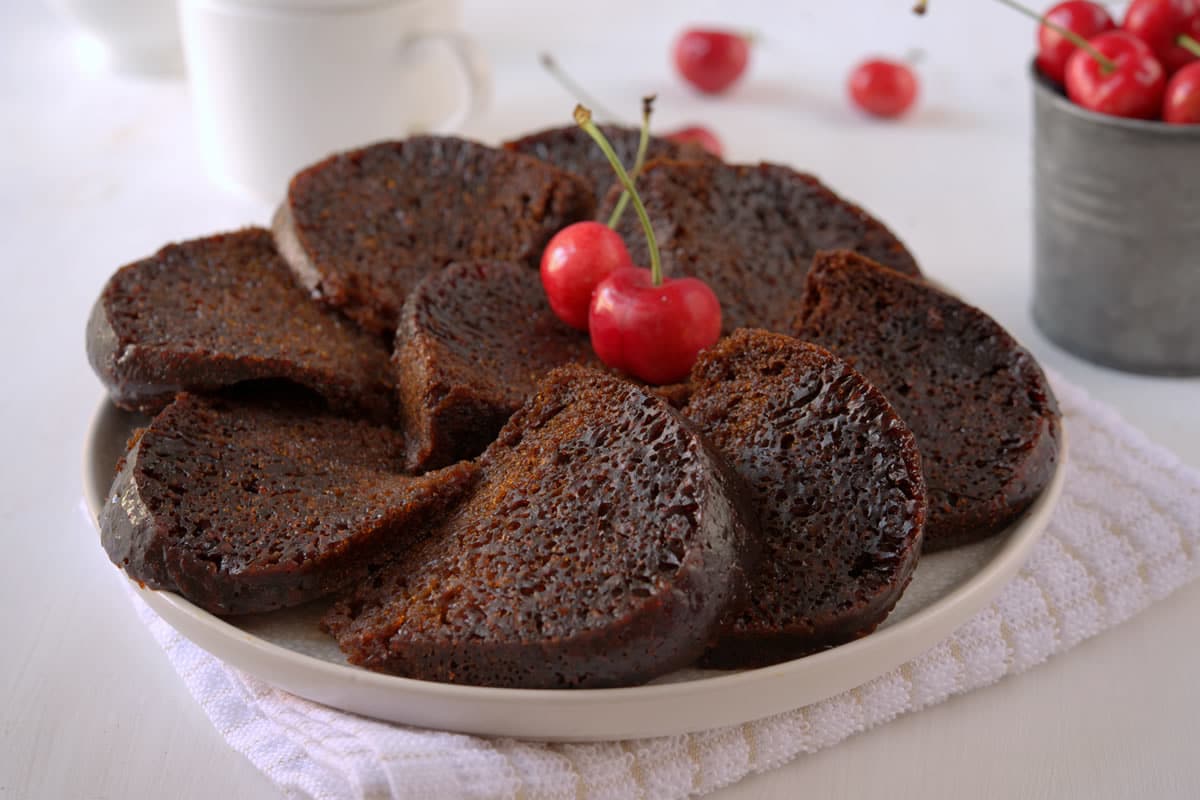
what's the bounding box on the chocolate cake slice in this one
[273,137,595,336]
[793,250,1061,549]
[504,124,717,208]
[100,393,477,615]
[602,159,921,334]
[87,228,395,419]
[324,366,760,689]
[393,260,598,472]
[682,330,926,669]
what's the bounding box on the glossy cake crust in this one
[87,228,395,419]
[393,260,598,472]
[794,250,1061,549]
[100,394,477,615]
[274,137,595,336]
[683,330,926,668]
[603,159,921,334]
[324,367,761,688]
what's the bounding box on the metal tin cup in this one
[1031,66,1200,376]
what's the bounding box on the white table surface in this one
[3,1,1200,798]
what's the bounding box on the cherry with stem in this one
[915,0,1118,73]
[1123,0,1200,74]
[607,96,655,228]
[1064,30,1167,117]
[918,0,1165,118]
[576,106,663,284]
[576,105,722,385]
[1034,3,1116,84]
[538,95,658,330]
[996,0,1119,72]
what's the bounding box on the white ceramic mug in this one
[49,0,183,74]
[179,0,491,203]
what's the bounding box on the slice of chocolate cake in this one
[273,137,595,336]
[393,260,598,472]
[504,124,717,208]
[324,366,760,689]
[87,228,394,419]
[682,329,926,669]
[100,393,477,615]
[793,250,1061,549]
[601,159,921,334]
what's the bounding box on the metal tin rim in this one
[1030,62,1200,138]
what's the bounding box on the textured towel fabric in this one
[127,375,1200,800]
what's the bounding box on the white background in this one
[3,0,1200,797]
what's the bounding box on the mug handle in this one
[399,32,492,134]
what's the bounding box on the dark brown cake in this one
[793,250,1061,549]
[273,137,595,336]
[323,366,760,689]
[682,329,926,668]
[87,228,395,419]
[602,159,921,334]
[504,124,717,208]
[393,260,598,472]
[100,393,477,615]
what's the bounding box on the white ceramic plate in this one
[84,398,1066,742]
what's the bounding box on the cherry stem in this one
[917,0,1118,74]
[606,96,655,229]
[576,104,664,287]
[539,53,626,124]
[990,0,1118,73]
[1180,34,1200,59]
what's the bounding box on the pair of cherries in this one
[540,106,721,386]
[1033,0,1200,122]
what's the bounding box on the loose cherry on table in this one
[575,106,722,385]
[673,29,751,95]
[1164,60,1200,121]
[1123,0,1200,74]
[848,59,919,118]
[1064,30,1167,119]
[663,125,725,158]
[1036,1,1115,84]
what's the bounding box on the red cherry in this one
[848,59,919,118]
[673,29,751,94]
[1123,0,1200,74]
[663,125,725,158]
[1164,60,1200,121]
[573,104,723,384]
[1064,31,1167,118]
[540,221,631,331]
[1036,2,1116,84]
[588,267,722,385]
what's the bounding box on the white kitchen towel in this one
[129,375,1200,800]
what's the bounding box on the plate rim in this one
[83,396,1067,740]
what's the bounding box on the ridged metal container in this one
[1032,68,1200,375]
